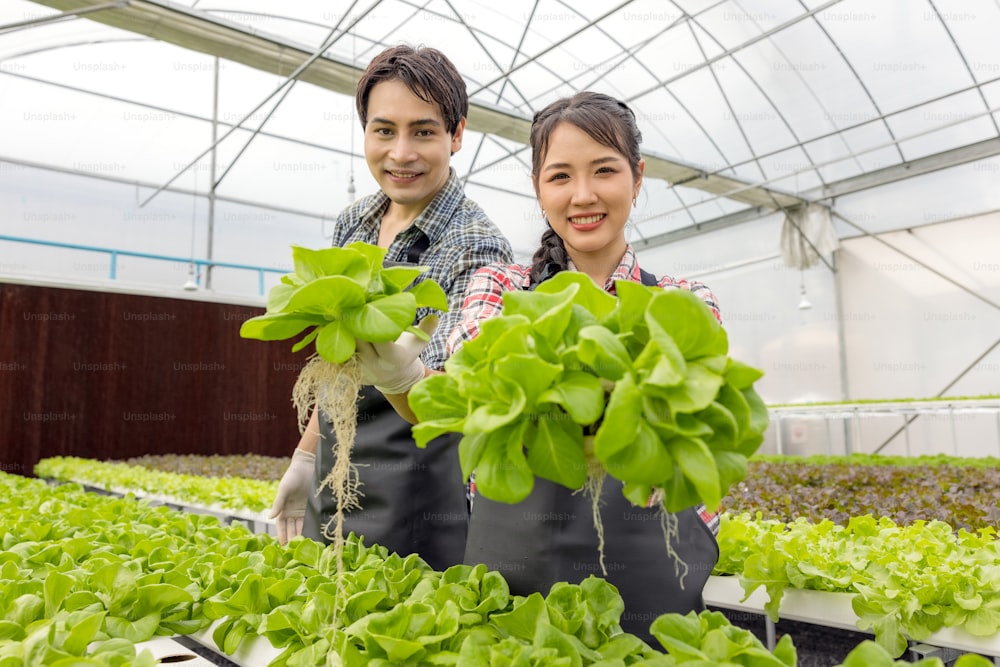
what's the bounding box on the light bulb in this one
[797,285,812,310]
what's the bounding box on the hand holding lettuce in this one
[239,242,448,606]
[408,270,768,513]
[240,243,447,367]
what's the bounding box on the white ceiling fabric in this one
[2,0,999,266]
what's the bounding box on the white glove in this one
[355,316,438,395]
[269,448,315,545]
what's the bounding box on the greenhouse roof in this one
[2,0,999,259]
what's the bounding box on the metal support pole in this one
[825,415,833,455]
[775,415,783,455]
[206,56,219,290]
[902,413,911,456]
[950,406,958,456]
[996,410,1000,457]
[850,408,859,454]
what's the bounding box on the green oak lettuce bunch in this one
[408,271,768,513]
[240,243,448,363]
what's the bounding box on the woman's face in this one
[533,121,643,262]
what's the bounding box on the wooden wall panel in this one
[1,281,307,475]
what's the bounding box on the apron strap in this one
[335,218,431,265]
[405,230,431,264]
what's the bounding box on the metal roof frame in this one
[29,0,807,213]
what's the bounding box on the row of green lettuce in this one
[33,456,1000,659]
[766,394,1000,408]
[721,455,1000,654]
[718,513,1000,656]
[3,470,992,667]
[3,470,794,667]
[36,456,278,515]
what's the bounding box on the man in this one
[269,45,513,570]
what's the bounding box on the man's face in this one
[363,79,465,216]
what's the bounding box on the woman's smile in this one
[568,213,606,230]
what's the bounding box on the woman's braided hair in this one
[527,92,643,284]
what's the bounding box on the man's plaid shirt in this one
[447,245,723,535]
[330,168,513,371]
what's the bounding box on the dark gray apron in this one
[302,231,468,571]
[463,479,719,642]
[462,264,720,643]
[303,391,467,571]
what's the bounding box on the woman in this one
[447,92,721,643]
[357,92,721,643]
